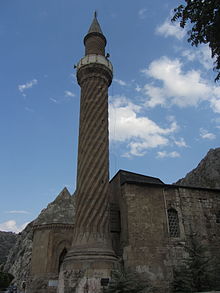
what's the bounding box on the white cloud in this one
[114,79,127,86]
[210,87,220,112]
[109,95,178,157]
[64,90,75,97]
[213,117,220,127]
[182,46,213,70]
[157,151,180,158]
[210,98,220,113]
[25,106,34,113]
[135,84,142,92]
[156,19,186,40]
[200,128,216,140]
[212,118,220,130]
[5,210,30,214]
[174,137,187,147]
[143,85,164,107]
[138,8,147,19]
[141,56,220,110]
[50,92,75,104]
[18,79,38,97]
[50,97,59,104]
[0,220,28,233]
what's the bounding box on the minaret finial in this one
[87,11,103,35]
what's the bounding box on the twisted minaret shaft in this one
[75,68,111,241]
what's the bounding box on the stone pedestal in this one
[58,261,117,293]
[58,231,118,293]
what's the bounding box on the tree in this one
[172,233,220,292]
[105,268,151,293]
[0,271,14,289]
[172,0,220,81]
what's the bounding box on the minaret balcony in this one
[76,54,113,72]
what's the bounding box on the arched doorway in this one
[58,248,67,273]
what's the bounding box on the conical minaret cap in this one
[88,11,103,34]
[84,12,107,50]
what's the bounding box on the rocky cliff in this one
[3,187,75,288]
[3,222,34,286]
[176,147,220,188]
[0,231,17,266]
[34,187,75,226]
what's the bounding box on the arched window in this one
[167,208,180,238]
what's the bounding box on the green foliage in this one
[0,271,14,289]
[172,267,193,293]
[172,233,220,292]
[172,0,220,81]
[105,268,151,293]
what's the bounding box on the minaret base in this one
[57,233,119,293]
[58,246,118,293]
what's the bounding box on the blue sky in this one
[1,0,220,233]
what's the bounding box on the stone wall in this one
[110,171,220,292]
[165,185,220,266]
[121,183,172,292]
[29,224,74,293]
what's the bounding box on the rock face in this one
[3,222,34,287]
[3,187,75,290]
[176,147,220,189]
[0,231,17,266]
[34,187,75,226]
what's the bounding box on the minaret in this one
[58,13,117,293]
[74,11,113,249]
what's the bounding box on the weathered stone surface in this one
[110,170,220,292]
[176,148,220,188]
[0,231,17,266]
[3,221,33,289]
[34,187,75,226]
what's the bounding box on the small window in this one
[216,211,220,223]
[167,208,180,238]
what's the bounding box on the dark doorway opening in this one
[58,248,67,272]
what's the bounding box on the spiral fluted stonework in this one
[73,64,112,241]
[61,64,116,267]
